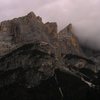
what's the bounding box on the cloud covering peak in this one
[0,0,100,49]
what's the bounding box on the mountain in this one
[82,45,100,71]
[0,12,100,100]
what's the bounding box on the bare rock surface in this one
[0,12,99,100]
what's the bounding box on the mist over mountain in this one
[0,0,100,49]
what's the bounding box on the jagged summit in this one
[59,23,75,39]
[0,12,96,100]
[0,11,89,65]
[26,12,42,22]
[0,12,90,64]
[0,12,58,55]
[58,24,85,58]
[27,11,36,18]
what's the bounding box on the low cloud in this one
[0,0,100,49]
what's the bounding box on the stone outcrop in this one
[0,12,53,56]
[58,24,84,56]
[0,12,58,45]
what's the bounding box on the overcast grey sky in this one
[0,0,100,49]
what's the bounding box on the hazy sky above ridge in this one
[0,0,100,49]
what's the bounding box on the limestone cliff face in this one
[58,24,84,57]
[0,12,57,56]
[0,12,44,43]
[0,12,96,88]
[0,13,83,57]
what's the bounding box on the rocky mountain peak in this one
[59,23,73,38]
[58,24,84,57]
[0,12,97,95]
[67,23,73,33]
[26,11,36,18]
[26,12,42,22]
[0,12,60,56]
[0,12,87,60]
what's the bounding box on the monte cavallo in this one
[0,12,100,100]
